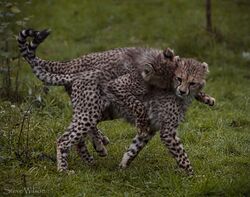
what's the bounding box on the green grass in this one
[1,0,250,196]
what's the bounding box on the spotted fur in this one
[55,57,210,175]
[18,29,215,174]
[118,58,211,175]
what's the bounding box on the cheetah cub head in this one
[141,48,177,89]
[140,48,209,98]
[173,58,209,99]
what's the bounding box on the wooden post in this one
[206,0,212,32]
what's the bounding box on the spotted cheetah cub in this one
[117,58,211,175]
[59,57,212,175]
[17,29,215,173]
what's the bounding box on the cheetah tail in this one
[17,29,75,86]
[18,29,50,62]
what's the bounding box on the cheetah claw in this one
[205,97,215,106]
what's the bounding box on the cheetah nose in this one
[179,90,186,95]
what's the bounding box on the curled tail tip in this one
[45,28,52,34]
[18,28,51,39]
[41,28,51,36]
[17,28,51,59]
[35,28,51,43]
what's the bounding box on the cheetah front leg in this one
[160,124,193,175]
[106,74,150,134]
[195,91,215,106]
[119,131,156,168]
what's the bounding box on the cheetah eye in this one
[176,77,182,83]
[189,82,196,86]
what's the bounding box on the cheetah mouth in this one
[175,92,190,99]
[176,93,184,99]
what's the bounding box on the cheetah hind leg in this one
[88,129,108,157]
[77,129,109,159]
[57,123,95,172]
[76,138,95,165]
[97,129,110,146]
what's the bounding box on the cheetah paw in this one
[93,142,108,157]
[58,168,75,175]
[205,96,215,106]
[85,157,96,166]
[67,170,75,175]
[97,148,108,157]
[118,162,127,169]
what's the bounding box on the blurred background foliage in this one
[0,1,32,101]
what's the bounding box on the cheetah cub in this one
[57,57,212,175]
[117,58,211,175]
[17,29,215,173]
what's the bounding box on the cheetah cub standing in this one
[17,29,215,174]
[54,57,212,175]
[17,29,214,133]
[117,58,211,175]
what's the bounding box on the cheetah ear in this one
[173,56,181,65]
[173,56,182,68]
[202,62,209,73]
[163,48,175,61]
[174,56,180,61]
[141,63,155,81]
